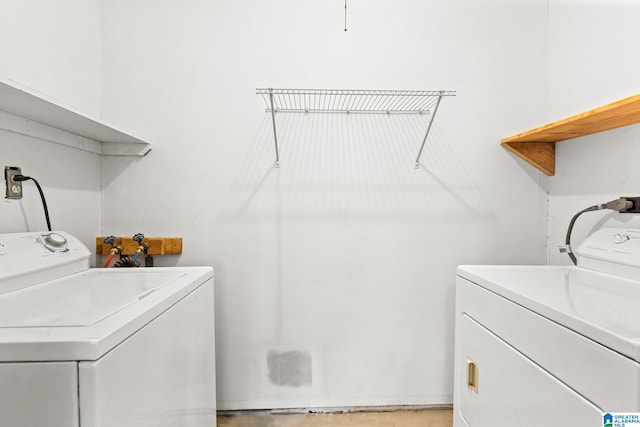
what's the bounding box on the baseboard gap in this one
[218,404,453,417]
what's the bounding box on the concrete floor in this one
[217,407,453,427]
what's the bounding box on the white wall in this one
[0,0,101,116]
[547,0,640,265]
[0,0,102,258]
[101,0,550,410]
[7,0,638,413]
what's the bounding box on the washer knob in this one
[41,233,68,252]
[613,233,630,244]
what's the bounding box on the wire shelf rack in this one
[257,88,455,114]
[256,88,456,167]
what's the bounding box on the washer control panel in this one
[0,231,90,284]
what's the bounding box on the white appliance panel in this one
[0,231,216,426]
[0,270,186,327]
[455,228,640,427]
[0,231,90,295]
[457,265,640,363]
[0,267,212,362]
[575,228,640,279]
[456,276,640,411]
[79,279,216,427]
[458,314,601,427]
[0,362,78,427]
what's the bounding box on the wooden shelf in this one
[502,94,640,176]
[96,237,182,256]
[0,77,151,156]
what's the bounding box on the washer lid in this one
[457,265,640,363]
[0,270,186,327]
[0,266,213,362]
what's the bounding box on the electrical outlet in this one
[4,166,23,199]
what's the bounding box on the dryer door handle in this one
[467,358,479,393]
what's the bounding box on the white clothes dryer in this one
[0,231,216,427]
[454,228,640,427]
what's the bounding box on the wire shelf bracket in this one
[256,88,456,168]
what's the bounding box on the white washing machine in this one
[454,228,640,427]
[0,231,216,427]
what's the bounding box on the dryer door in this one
[458,314,601,427]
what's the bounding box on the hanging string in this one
[344,0,347,31]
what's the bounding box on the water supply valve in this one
[111,233,147,268]
[132,233,148,262]
[103,235,123,268]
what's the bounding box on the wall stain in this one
[267,350,312,387]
